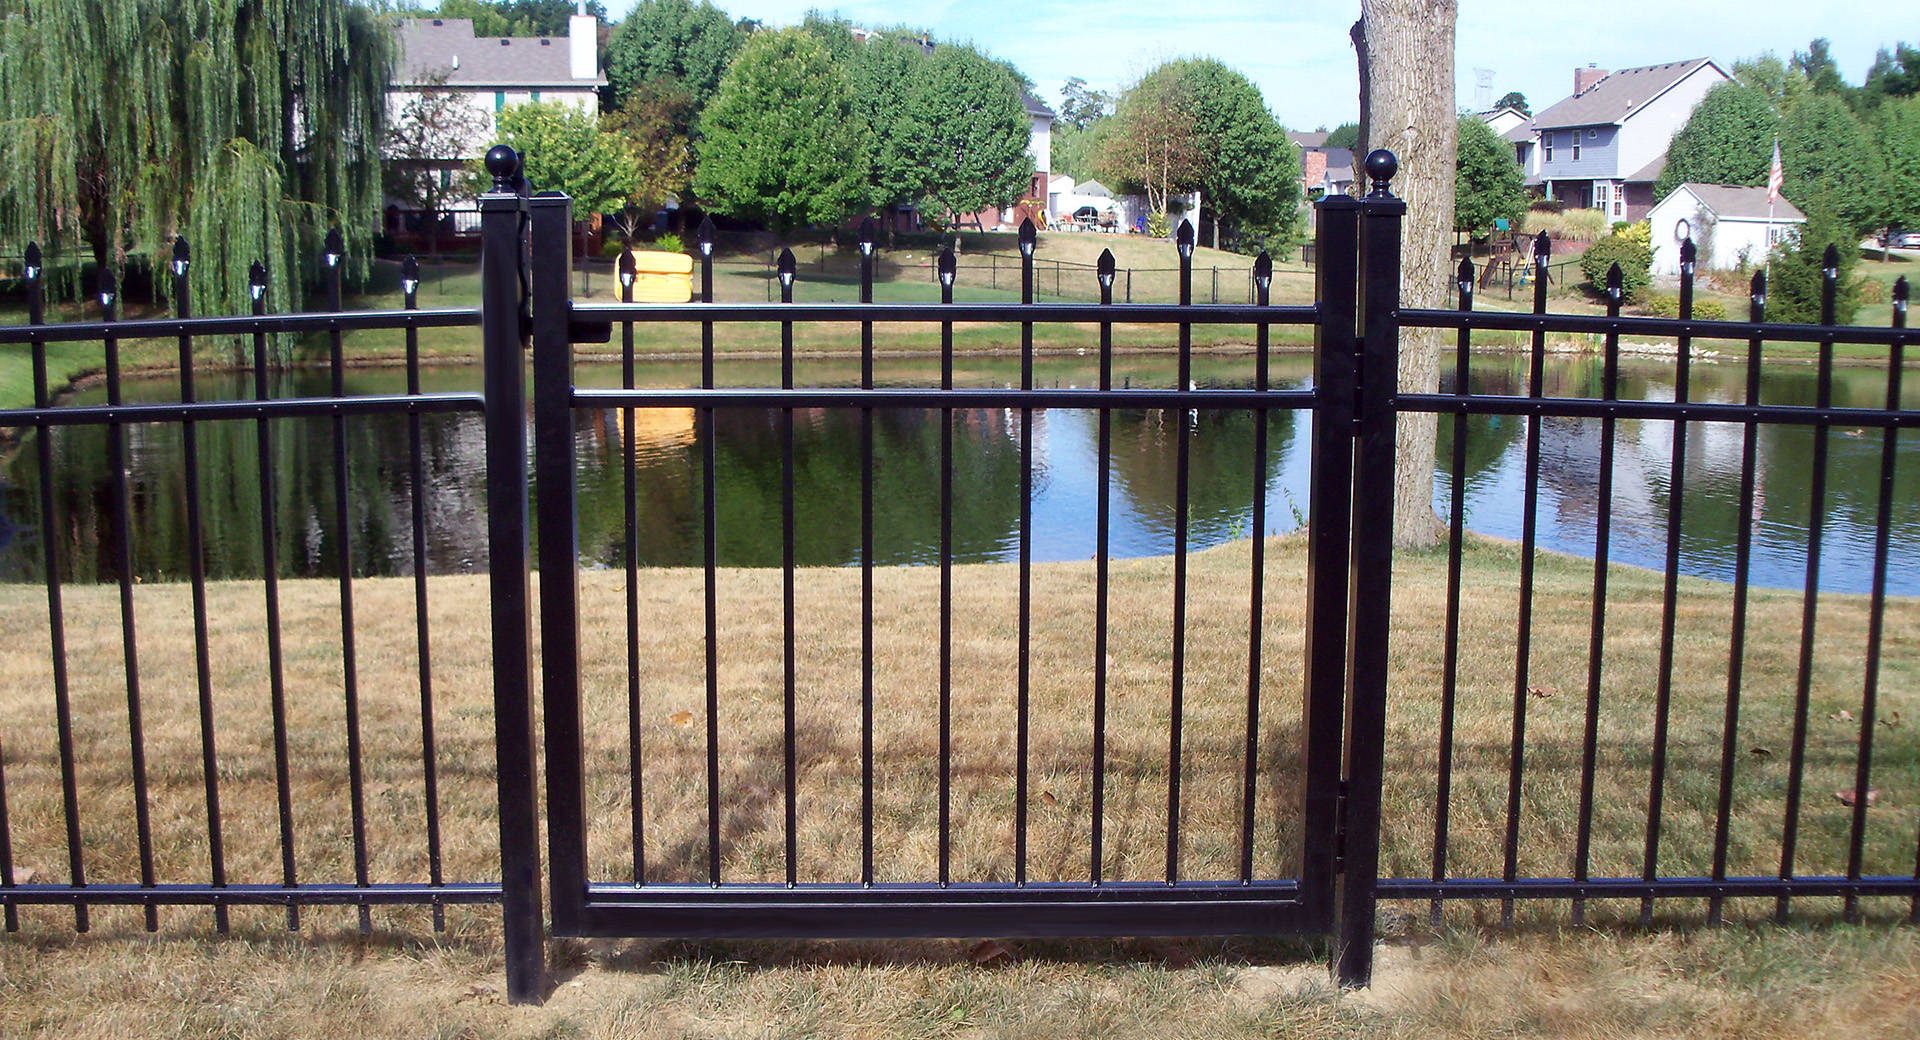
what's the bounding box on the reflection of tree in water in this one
[3,369,491,584]
[573,404,1028,567]
[1105,387,1298,545]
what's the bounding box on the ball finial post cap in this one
[1363,149,1398,196]
[485,145,521,190]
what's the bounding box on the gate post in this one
[480,146,545,1004]
[1336,150,1404,988]
[528,191,588,935]
[1302,191,1359,926]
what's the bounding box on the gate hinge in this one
[1334,780,1349,873]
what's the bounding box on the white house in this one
[388,10,605,169]
[1647,183,1806,277]
[1528,58,1731,220]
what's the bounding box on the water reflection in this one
[3,353,1916,594]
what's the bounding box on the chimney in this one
[569,10,596,81]
[1575,64,1608,95]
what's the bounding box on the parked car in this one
[1896,231,1920,249]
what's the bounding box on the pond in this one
[3,352,1916,594]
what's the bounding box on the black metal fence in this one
[1,148,1915,1009]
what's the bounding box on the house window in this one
[1595,183,1608,209]
[1588,128,1597,139]
[1572,136,1582,162]
[1544,133,1554,163]
[531,91,541,102]
[494,91,506,111]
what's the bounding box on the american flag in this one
[1767,139,1783,205]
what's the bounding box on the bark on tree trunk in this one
[1353,0,1456,548]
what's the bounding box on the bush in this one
[1640,293,1727,319]
[1854,276,1890,305]
[1529,198,1565,214]
[1612,221,1632,234]
[653,232,685,254]
[1766,208,1862,324]
[1581,230,1654,302]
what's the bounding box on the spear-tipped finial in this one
[698,214,716,257]
[1254,251,1273,290]
[1750,269,1767,309]
[1535,230,1552,260]
[1457,256,1475,294]
[776,248,796,287]
[172,236,190,277]
[1893,276,1908,315]
[858,217,876,257]
[402,256,420,297]
[1175,219,1193,257]
[937,246,956,286]
[324,227,344,268]
[618,248,636,289]
[98,267,116,309]
[1096,248,1115,287]
[1019,218,1036,256]
[1606,263,1624,302]
[249,260,268,302]
[24,242,41,281]
[1822,243,1840,279]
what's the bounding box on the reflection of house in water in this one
[1531,380,1767,546]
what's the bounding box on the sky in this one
[599,0,1914,133]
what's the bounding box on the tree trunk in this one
[1353,0,1457,548]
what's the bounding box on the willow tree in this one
[0,0,393,325]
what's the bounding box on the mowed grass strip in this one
[1,535,1917,1038]
[0,535,1912,910]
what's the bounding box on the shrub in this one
[1529,198,1565,214]
[1766,207,1862,324]
[1581,230,1654,302]
[653,232,686,254]
[1612,221,1632,234]
[1640,293,1727,319]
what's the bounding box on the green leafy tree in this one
[908,45,1035,227]
[489,102,640,216]
[1059,77,1114,131]
[798,10,859,65]
[1861,43,1920,108]
[1654,82,1778,199]
[1174,59,1300,251]
[1791,38,1846,97]
[605,0,744,112]
[1103,65,1205,220]
[1780,92,1882,237]
[1323,122,1361,150]
[1494,91,1528,115]
[693,29,869,236]
[1876,96,1920,233]
[599,81,693,220]
[1454,114,1527,233]
[434,0,604,36]
[0,0,392,324]
[846,32,929,212]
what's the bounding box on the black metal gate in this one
[501,154,1408,996]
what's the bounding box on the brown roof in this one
[396,18,603,87]
[1673,183,1806,222]
[1532,59,1722,130]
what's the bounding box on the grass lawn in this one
[0,535,1915,1036]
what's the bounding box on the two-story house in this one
[1529,58,1730,221]
[388,11,605,194]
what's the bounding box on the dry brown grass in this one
[1,535,1917,1037]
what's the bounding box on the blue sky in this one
[600,0,1914,133]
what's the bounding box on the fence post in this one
[1302,191,1359,937]
[479,146,545,1005]
[1336,151,1404,989]
[530,191,587,936]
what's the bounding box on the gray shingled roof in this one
[1287,130,1329,148]
[1503,117,1534,144]
[1532,58,1720,130]
[396,18,604,87]
[1022,89,1056,120]
[1674,183,1806,222]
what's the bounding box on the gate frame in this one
[501,152,1405,1002]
